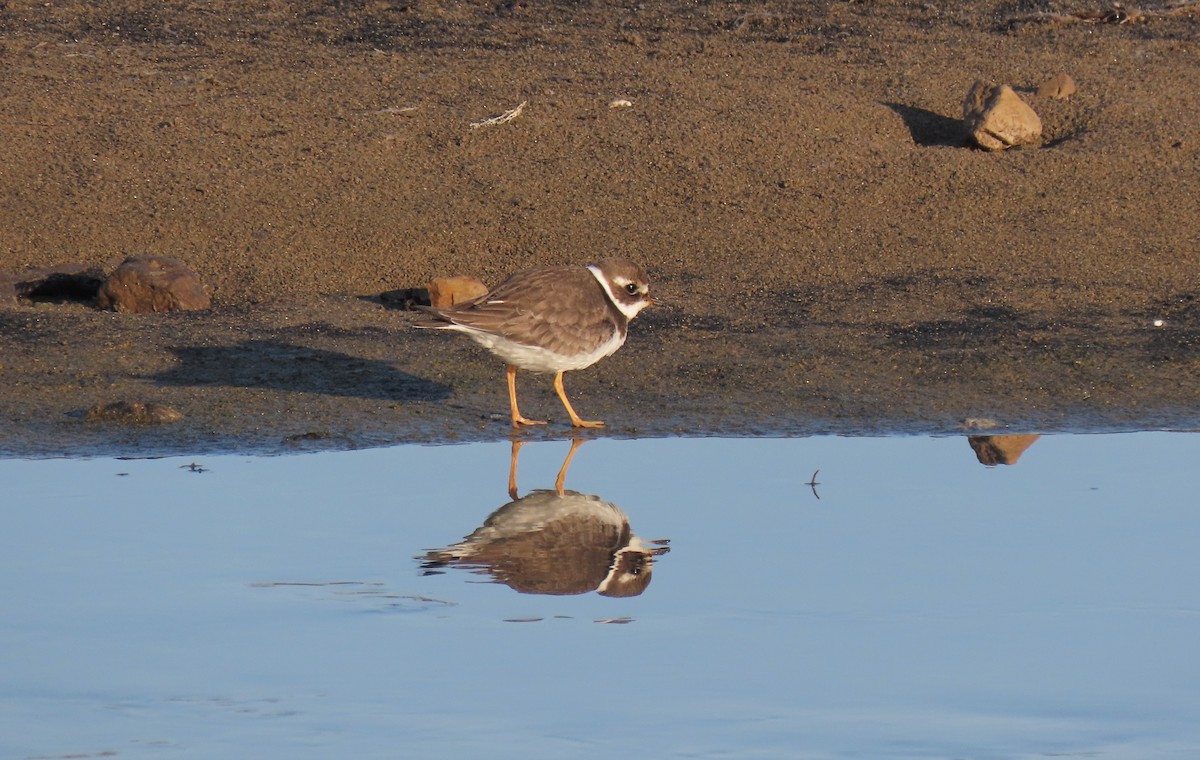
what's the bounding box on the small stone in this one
[968,434,1041,466]
[86,400,184,424]
[963,80,1043,150]
[1037,72,1077,100]
[97,255,211,313]
[428,275,488,308]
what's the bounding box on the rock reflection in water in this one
[419,439,669,597]
[968,433,1041,466]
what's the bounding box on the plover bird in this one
[412,258,653,428]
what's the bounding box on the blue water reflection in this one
[2,433,1198,759]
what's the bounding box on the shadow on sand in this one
[884,102,966,147]
[150,340,449,402]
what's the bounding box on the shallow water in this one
[3,433,1199,760]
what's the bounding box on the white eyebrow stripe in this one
[587,265,646,320]
[588,265,633,319]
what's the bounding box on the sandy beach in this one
[1,1,1198,455]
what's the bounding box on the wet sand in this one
[1,1,1198,455]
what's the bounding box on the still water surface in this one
[2,433,1198,759]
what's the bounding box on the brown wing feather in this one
[420,266,626,356]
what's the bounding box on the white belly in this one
[457,326,626,373]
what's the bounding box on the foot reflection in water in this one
[419,439,670,597]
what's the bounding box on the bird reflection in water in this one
[419,439,670,597]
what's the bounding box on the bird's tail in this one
[409,305,454,329]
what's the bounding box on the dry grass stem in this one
[470,101,528,129]
[1006,2,1199,28]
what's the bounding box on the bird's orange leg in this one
[554,371,604,428]
[507,438,525,500]
[554,437,587,495]
[507,364,547,427]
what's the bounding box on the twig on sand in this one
[470,100,527,129]
[1005,2,1199,29]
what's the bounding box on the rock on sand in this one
[963,80,1043,150]
[96,255,211,313]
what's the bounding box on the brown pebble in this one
[428,275,488,308]
[1037,72,1077,100]
[97,255,211,313]
[87,401,184,424]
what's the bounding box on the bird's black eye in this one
[625,283,639,295]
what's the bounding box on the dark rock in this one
[96,256,211,313]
